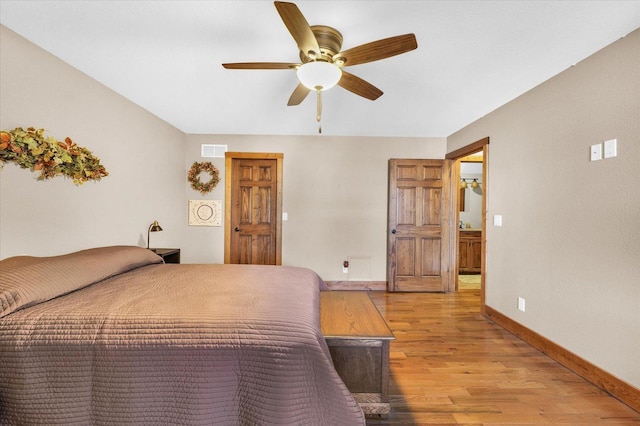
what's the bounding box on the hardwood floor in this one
[365,289,640,425]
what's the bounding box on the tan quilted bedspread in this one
[0,246,364,425]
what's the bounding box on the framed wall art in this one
[188,199,222,227]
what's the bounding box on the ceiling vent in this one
[201,144,227,158]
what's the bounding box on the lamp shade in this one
[149,220,163,232]
[296,61,342,91]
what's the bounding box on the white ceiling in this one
[1,1,639,138]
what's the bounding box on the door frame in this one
[224,152,284,265]
[445,137,489,312]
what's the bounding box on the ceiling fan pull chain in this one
[316,87,322,133]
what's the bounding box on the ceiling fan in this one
[222,1,418,131]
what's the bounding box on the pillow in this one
[0,245,163,318]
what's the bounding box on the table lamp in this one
[147,220,163,249]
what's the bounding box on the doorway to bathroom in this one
[446,138,488,310]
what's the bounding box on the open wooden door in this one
[225,152,283,265]
[387,159,454,292]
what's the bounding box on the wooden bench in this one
[320,291,395,417]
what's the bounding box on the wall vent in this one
[201,144,227,158]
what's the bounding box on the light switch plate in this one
[518,297,526,312]
[590,143,602,161]
[604,139,617,158]
[494,215,502,227]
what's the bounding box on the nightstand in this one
[150,248,180,264]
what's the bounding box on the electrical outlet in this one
[518,297,526,312]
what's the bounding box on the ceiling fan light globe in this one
[296,61,342,91]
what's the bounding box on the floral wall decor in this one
[0,127,108,185]
[188,161,220,194]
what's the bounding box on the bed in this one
[0,246,365,425]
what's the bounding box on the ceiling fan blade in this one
[335,34,417,67]
[338,71,383,101]
[274,1,321,58]
[222,62,299,70]
[287,83,311,106]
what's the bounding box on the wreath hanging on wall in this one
[188,161,220,194]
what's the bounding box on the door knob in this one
[234,227,240,232]
[391,229,397,234]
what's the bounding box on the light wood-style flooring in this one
[365,289,639,425]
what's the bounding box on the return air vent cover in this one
[201,144,227,158]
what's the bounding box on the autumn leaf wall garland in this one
[0,127,108,185]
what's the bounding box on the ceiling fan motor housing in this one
[299,25,344,64]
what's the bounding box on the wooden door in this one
[387,159,453,292]
[225,152,283,265]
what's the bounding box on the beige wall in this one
[184,134,445,280]
[448,29,640,388]
[0,26,186,257]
